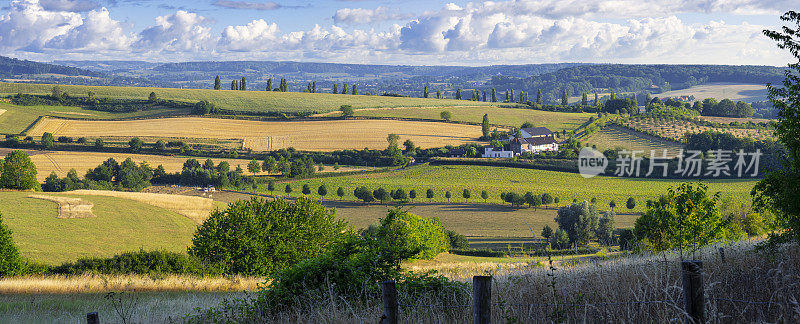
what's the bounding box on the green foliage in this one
[541,225,553,239]
[188,197,346,276]
[440,110,452,121]
[550,229,570,249]
[634,182,723,251]
[596,212,615,245]
[339,105,354,117]
[446,230,469,249]
[41,132,54,149]
[193,100,217,115]
[51,250,221,276]
[0,150,38,190]
[752,11,800,245]
[0,213,22,277]
[376,209,450,260]
[555,201,599,244]
[128,137,143,153]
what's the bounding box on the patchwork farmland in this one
[27,117,484,151]
[620,116,775,141]
[0,82,505,115]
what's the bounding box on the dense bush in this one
[188,197,346,276]
[0,213,22,277]
[45,157,153,192]
[376,209,450,260]
[446,230,469,249]
[0,150,39,190]
[51,250,221,276]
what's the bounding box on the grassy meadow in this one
[0,191,198,265]
[0,101,186,134]
[27,117,484,151]
[336,105,593,131]
[0,82,505,115]
[257,164,759,213]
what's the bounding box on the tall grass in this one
[186,239,800,322]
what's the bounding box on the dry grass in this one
[27,117,483,151]
[0,274,263,294]
[185,240,800,323]
[657,82,768,102]
[68,190,214,224]
[28,194,95,219]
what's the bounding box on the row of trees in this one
[213,76,288,92]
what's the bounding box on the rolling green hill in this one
[0,82,508,115]
[255,164,758,213]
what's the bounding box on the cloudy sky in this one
[0,0,795,65]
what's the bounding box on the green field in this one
[0,102,186,134]
[349,106,593,131]
[255,164,758,213]
[584,125,684,155]
[0,191,197,265]
[0,82,505,115]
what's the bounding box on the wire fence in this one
[379,263,796,324]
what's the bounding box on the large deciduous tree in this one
[753,11,800,244]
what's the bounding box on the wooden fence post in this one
[381,280,398,324]
[473,275,492,324]
[682,260,705,324]
[86,312,99,324]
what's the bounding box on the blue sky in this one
[0,0,795,65]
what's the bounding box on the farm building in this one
[515,127,560,153]
[448,149,468,157]
[482,147,514,158]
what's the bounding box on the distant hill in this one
[54,60,161,73]
[0,56,102,78]
[489,64,785,103]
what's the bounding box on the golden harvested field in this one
[27,117,483,151]
[331,105,592,131]
[0,82,503,114]
[657,83,767,102]
[68,190,214,224]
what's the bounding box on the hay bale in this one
[28,195,95,219]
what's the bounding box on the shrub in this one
[376,209,449,260]
[446,230,469,249]
[51,250,221,276]
[0,150,38,190]
[188,197,346,276]
[0,213,22,277]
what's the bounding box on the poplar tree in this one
[481,114,490,138]
[510,89,515,102]
[482,90,487,102]
[594,92,599,106]
[424,86,429,98]
[214,75,221,90]
[231,80,237,90]
[456,88,462,100]
[352,85,357,95]
[436,90,441,99]
[342,84,348,94]
[307,82,312,92]
[491,88,497,102]
[333,83,338,94]
[240,77,246,91]
[505,90,509,102]
[561,89,568,106]
[312,81,317,93]
[536,89,543,104]
[582,93,588,106]
[610,90,615,100]
[266,78,273,91]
